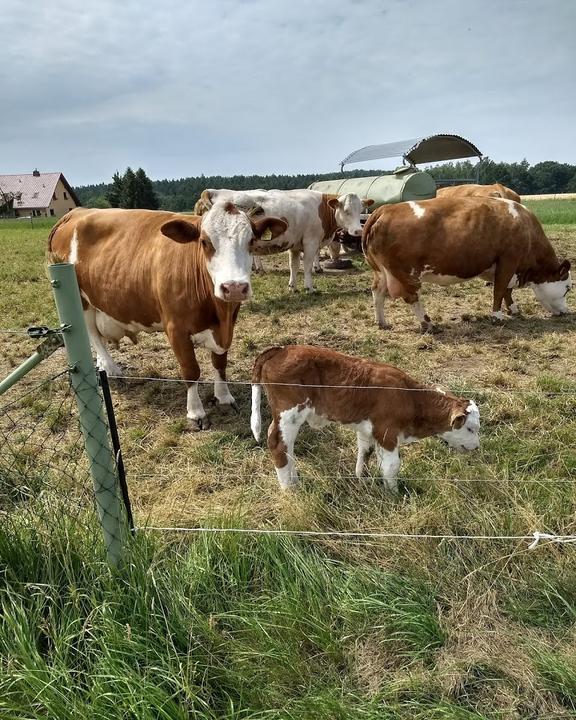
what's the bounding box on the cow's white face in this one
[531,272,572,315]
[329,194,372,237]
[161,202,287,303]
[440,401,480,452]
[202,202,288,302]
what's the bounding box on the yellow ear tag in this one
[261,228,273,241]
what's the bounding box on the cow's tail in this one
[250,346,284,441]
[250,384,263,441]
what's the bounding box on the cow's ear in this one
[450,411,467,430]
[362,198,375,207]
[251,216,288,240]
[559,259,571,279]
[160,219,201,243]
[328,197,340,210]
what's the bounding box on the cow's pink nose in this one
[220,281,250,302]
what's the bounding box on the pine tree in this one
[134,168,160,209]
[120,167,138,208]
[106,171,124,207]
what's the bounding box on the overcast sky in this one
[2,0,575,186]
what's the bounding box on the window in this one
[63,191,68,199]
[53,193,57,200]
[50,209,55,216]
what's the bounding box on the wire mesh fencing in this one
[0,363,130,562]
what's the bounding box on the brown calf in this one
[251,345,480,492]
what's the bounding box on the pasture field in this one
[2,202,576,718]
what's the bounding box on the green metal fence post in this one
[0,334,63,397]
[48,262,125,566]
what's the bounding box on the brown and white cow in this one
[362,196,572,331]
[48,204,288,429]
[198,188,373,291]
[251,345,480,492]
[437,183,521,203]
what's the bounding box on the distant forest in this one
[74,159,576,212]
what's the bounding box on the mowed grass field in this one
[2,201,576,718]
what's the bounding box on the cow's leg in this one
[84,307,123,376]
[302,242,318,293]
[211,351,236,408]
[492,260,517,320]
[252,256,264,273]
[372,272,391,329]
[165,324,208,430]
[288,248,300,291]
[355,429,375,478]
[267,412,304,490]
[375,443,400,493]
[372,426,400,493]
[327,239,341,261]
[504,288,521,316]
[407,295,434,333]
[313,251,323,273]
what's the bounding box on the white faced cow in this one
[48,203,288,429]
[363,196,572,331]
[198,188,373,292]
[251,345,480,492]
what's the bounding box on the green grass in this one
[524,198,576,224]
[0,520,450,719]
[2,213,576,717]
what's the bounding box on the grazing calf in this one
[48,204,288,429]
[198,188,373,291]
[363,195,572,331]
[437,183,521,203]
[251,345,480,492]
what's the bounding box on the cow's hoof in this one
[314,266,324,274]
[288,286,298,293]
[378,321,392,330]
[219,399,239,413]
[491,312,508,323]
[189,416,211,431]
[420,322,437,334]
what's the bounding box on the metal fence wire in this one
[0,365,129,562]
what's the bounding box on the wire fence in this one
[2,301,576,559]
[0,369,100,540]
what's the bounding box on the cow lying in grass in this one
[362,195,572,332]
[251,345,480,492]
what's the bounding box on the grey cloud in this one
[2,0,575,184]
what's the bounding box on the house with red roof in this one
[0,170,81,218]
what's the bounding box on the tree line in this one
[74,159,576,212]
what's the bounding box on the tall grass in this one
[524,199,576,225]
[0,518,454,719]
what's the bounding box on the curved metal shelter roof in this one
[340,134,483,171]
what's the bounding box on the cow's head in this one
[440,399,480,452]
[160,202,287,302]
[530,260,572,315]
[328,194,374,237]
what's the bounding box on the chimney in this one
[32,169,40,177]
